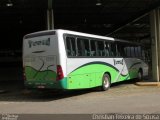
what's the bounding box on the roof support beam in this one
[150,7,160,82]
[107,1,160,36]
[47,0,54,30]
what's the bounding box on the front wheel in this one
[101,73,111,91]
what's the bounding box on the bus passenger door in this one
[121,58,130,80]
[113,58,128,82]
[113,42,129,82]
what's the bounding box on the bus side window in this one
[66,40,71,56]
[137,46,142,58]
[77,38,83,56]
[116,43,121,57]
[104,42,110,57]
[83,39,90,56]
[122,44,126,57]
[130,46,135,58]
[66,37,76,56]
[120,45,126,57]
[97,41,105,56]
[90,40,96,56]
[110,43,116,57]
[70,38,76,56]
[77,38,90,56]
[135,46,139,57]
[124,47,131,57]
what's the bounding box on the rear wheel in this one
[101,73,111,91]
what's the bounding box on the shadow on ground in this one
[0,79,139,102]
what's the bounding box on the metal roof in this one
[0,0,159,49]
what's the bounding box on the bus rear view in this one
[23,30,66,90]
[23,29,148,91]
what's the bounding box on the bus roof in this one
[24,29,115,41]
[57,29,115,41]
[24,29,142,45]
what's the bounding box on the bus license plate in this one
[37,86,45,89]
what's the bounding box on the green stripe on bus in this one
[24,62,139,90]
[25,66,56,81]
[67,62,138,89]
[67,63,119,89]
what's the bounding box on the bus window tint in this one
[124,47,131,57]
[135,46,141,57]
[66,37,76,56]
[110,43,116,57]
[65,35,144,59]
[117,43,128,57]
[77,38,83,56]
[121,45,126,57]
[130,47,135,57]
[90,40,96,56]
[116,43,122,57]
[97,41,105,56]
[83,39,90,56]
[66,37,71,56]
[135,47,138,57]
[77,38,90,56]
[104,42,110,57]
[137,46,142,57]
[123,45,143,58]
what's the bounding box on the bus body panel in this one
[66,57,147,89]
[23,31,68,89]
[56,31,67,78]
[66,57,148,89]
[23,29,149,90]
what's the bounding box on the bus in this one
[23,29,148,91]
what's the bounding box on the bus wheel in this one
[138,70,143,81]
[101,73,111,91]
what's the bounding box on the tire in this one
[101,73,111,91]
[137,70,143,81]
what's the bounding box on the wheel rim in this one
[103,75,109,88]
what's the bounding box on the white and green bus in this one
[23,29,148,91]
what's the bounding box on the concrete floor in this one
[0,80,160,114]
